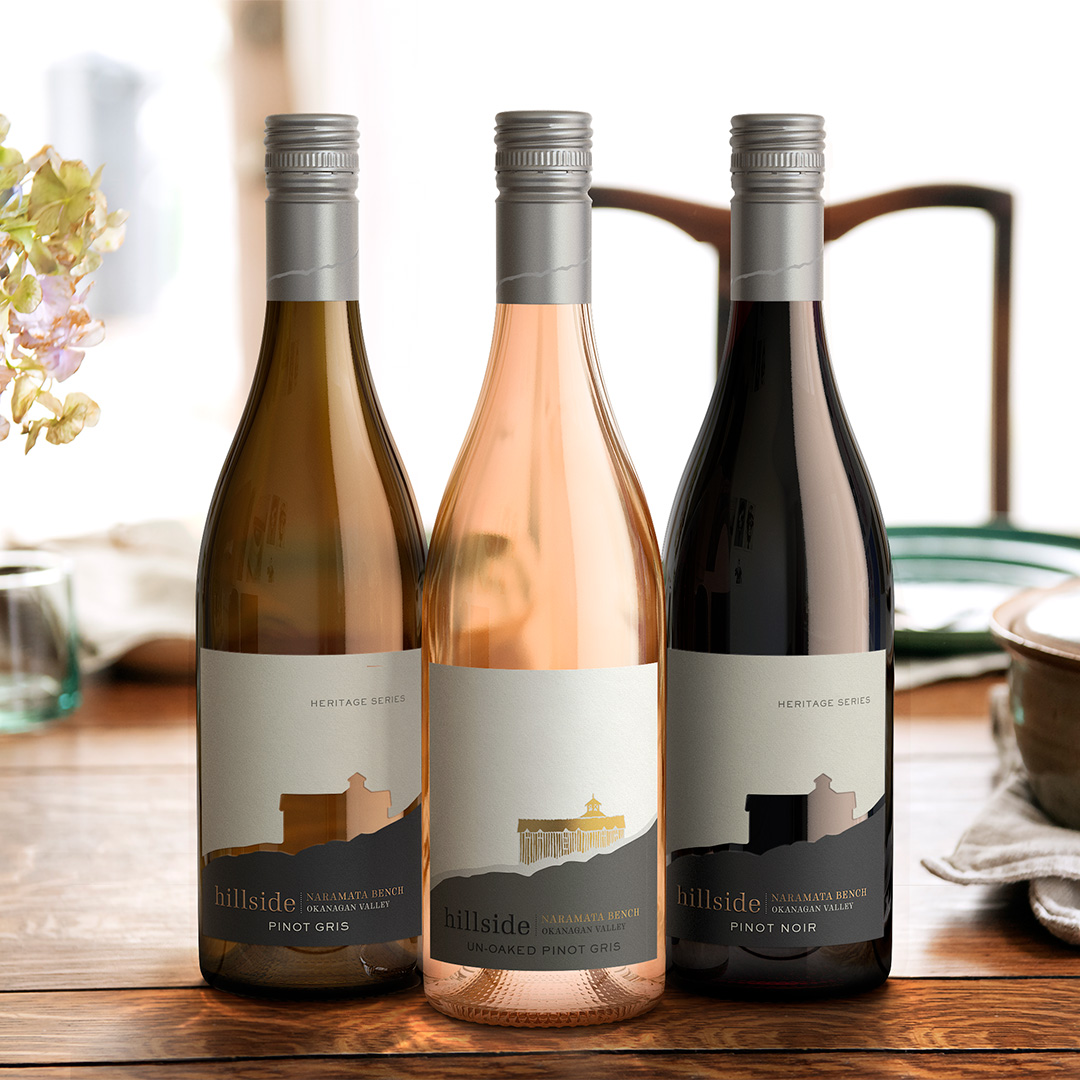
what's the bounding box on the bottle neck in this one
[266,198,359,302]
[495,199,591,305]
[730,196,824,303]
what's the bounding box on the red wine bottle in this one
[664,114,893,997]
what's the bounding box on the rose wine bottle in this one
[196,114,426,997]
[422,111,665,1027]
[664,114,893,997]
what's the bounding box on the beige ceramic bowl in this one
[991,577,1080,829]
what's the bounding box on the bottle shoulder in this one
[430,304,655,563]
[423,305,661,669]
[663,304,891,655]
[198,304,425,653]
[668,304,883,537]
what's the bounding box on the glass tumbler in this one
[0,550,80,732]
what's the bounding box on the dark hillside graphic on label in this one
[669,771,886,948]
[671,773,867,857]
[433,822,657,971]
[744,773,866,853]
[202,772,420,946]
[518,797,625,866]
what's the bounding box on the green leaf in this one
[36,390,63,415]
[10,373,42,424]
[64,391,100,423]
[11,352,45,376]
[10,273,41,313]
[71,248,102,276]
[0,146,23,166]
[22,417,47,453]
[27,238,58,274]
[46,391,100,444]
[28,158,67,232]
[3,224,35,253]
[2,251,27,285]
[26,157,99,238]
[58,159,92,192]
[29,205,62,236]
[0,162,27,188]
[56,161,94,230]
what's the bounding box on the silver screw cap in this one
[264,114,359,195]
[730,114,825,196]
[495,111,592,198]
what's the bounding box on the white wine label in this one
[666,649,888,948]
[428,663,659,971]
[198,648,420,946]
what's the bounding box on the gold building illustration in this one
[517,796,625,866]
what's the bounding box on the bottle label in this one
[666,649,888,948]
[198,648,421,947]
[428,663,659,971]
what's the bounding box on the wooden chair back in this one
[590,184,1014,518]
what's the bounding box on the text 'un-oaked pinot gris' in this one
[422,111,666,1027]
[664,114,893,997]
[196,114,426,997]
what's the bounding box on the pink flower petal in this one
[40,347,84,381]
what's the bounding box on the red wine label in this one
[198,648,421,946]
[427,663,659,971]
[666,650,888,948]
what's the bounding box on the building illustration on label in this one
[744,773,867,855]
[667,771,885,947]
[517,796,625,866]
[201,769,423,946]
[208,772,416,860]
[432,795,658,971]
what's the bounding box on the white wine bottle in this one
[422,111,665,1027]
[664,114,892,997]
[196,114,426,997]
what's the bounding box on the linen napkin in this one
[922,686,1080,944]
[44,519,198,676]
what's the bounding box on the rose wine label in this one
[199,648,421,947]
[666,649,887,948]
[428,662,659,971]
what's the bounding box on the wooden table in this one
[2,669,1078,1078]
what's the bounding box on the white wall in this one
[4,0,1077,546]
[289,0,1078,538]
[0,0,239,543]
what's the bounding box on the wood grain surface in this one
[6,1057,1080,1080]
[2,671,1079,1077]
[1,980,1077,1063]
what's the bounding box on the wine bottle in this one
[196,114,426,997]
[422,111,665,1027]
[664,114,893,996]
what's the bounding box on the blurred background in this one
[2,0,1076,547]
